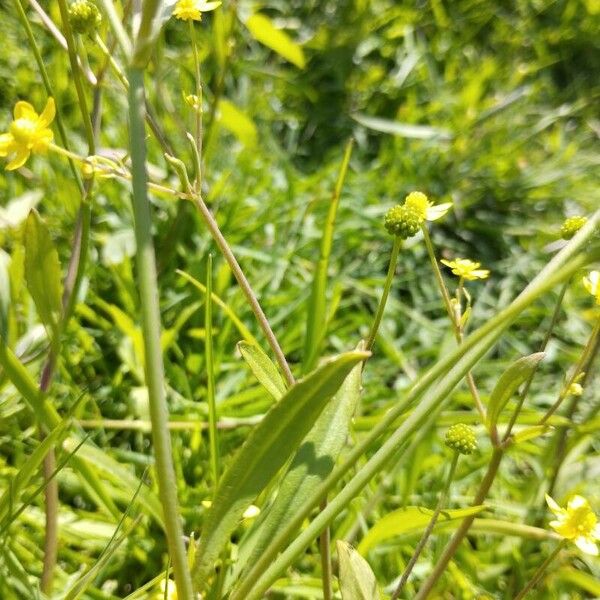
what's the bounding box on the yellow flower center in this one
[404,191,430,219]
[565,506,597,538]
[10,118,38,146]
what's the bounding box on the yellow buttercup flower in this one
[440,258,490,281]
[0,98,55,170]
[405,191,452,221]
[583,271,600,305]
[545,494,600,555]
[173,0,220,21]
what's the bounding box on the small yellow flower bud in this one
[561,215,588,240]
[445,423,477,455]
[68,0,102,35]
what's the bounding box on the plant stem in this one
[502,282,569,441]
[421,226,487,424]
[366,236,401,350]
[414,447,503,599]
[539,314,600,424]
[127,67,194,600]
[188,21,203,191]
[205,254,221,488]
[319,499,333,600]
[393,452,459,599]
[514,542,565,600]
[191,194,295,386]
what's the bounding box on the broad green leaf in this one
[238,341,287,400]
[192,350,370,589]
[24,210,63,338]
[358,505,486,554]
[337,540,380,600]
[232,345,364,590]
[246,14,306,69]
[487,352,545,428]
[217,99,258,147]
[352,114,452,140]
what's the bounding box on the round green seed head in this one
[384,204,423,239]
[560,216,587,240]
[445,423,477,455]
[69,0,102,35]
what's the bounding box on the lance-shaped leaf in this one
[192,349,369,589]
[487,352,545,428]
[337,541,380,600]
[231,344,364,588]
[238,341,287,400]
[358,506,486,554]
[246,14,306,69]
[24,210,63,339]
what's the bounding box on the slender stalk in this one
[414,447,503,599]
[205,254,221,488]
[393,452,459,599]
[514,542,565,600]
[421,226,487,424]
[189,21,203,190]
[319,499,333,600]
[366,236,402,350]
[191,194,295,386]
[127,67,194,600]
[502,282,569,441]
[539,314,600,424]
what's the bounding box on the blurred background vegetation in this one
[0,0,599,597]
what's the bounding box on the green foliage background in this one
[0,0,598,598]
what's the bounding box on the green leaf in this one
[246,14,306,69]
[352,114,453,140]
[555,567,600,596]
[192,349,369,590]
[24,210,63,338]
[512,425,552,445]
[487,352,546,427]
[217,99,258,147]
[232,344,364,591]
[337,541,381,600]
[238,341,287,400]
[358,505,486,554]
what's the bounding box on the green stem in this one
[514,542,565,600]
[421,226,487,425]
[127,67,194,600]
[502,282,569,441]
[366,236,402,350]
[319,499,333,600]
[539,314,600,424]
[414,447,504,599]
[205,254,221,489]
[393,452,459,599]
[188,20,203,191]
[191,195,295,386]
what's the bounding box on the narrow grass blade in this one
[238,341,287,400]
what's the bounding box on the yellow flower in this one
[173,0,220,21]
[404,191,452,221]
[0,98,55,170]
[545,494,600,555]
[440,258,490,281]
[567,382,583,397]
[157,579,177,600]
[583,271,600,305]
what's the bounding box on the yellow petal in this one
[567,495,589,512]
[545,494,563,516]
[38,97,56,127]
[32,129,54,152]
[6,147,30,170]
[14,101,37,120]
[426,202,453,221]
[0,133,13,156]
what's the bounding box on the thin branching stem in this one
[514,541,566,600]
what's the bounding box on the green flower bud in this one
[68,0,102,35]
[384,204,423,239]
[445,423,477,455]
[560,216,587,240]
